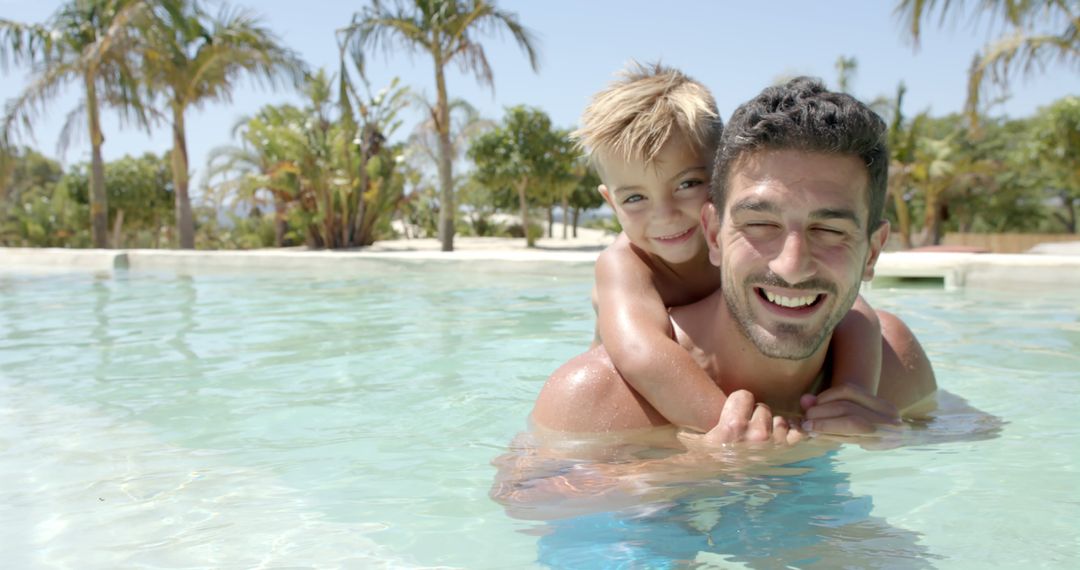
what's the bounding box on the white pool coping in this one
[3,245,1079,290]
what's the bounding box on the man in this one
[531,77,937,443]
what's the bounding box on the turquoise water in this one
[1,260,1078,568]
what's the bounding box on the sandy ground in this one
[365,223,616,253]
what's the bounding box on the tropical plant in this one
[468,105,573,247]
[336,49,412,247]
[1028,96,1080,232]
[205,104,306,246]
[205,68,410,249]
[882,82,922,248]
[138,0,305,248]
[1,0,147,247]
[0,145,67,245]
[566,161,605,238]
[2,176,89,247]
[835,55,858,93]
[339,0,540,252]
[61,151,175,247]
[895,0,1080,125]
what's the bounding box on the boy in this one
[573,63,884,433]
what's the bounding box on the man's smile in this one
[754,286,827,317]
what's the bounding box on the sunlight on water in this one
[1,262,1078,568]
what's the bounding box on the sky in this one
[2,0,1077,190]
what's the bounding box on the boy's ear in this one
[862,220,890,281]
[701,202,722,268]
[598,184,614,208]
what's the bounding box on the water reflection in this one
[91,275,114,384]
[534,453,935,569]
[493,392,1002,569]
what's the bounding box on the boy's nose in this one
[653,198,679,220]
[769,231,815,284]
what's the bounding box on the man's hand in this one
[684,390,805,446]
[801,384,902,436]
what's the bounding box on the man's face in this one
[706,149,888,360]
[598,136,711,265]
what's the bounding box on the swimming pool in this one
[1,259,1077,568]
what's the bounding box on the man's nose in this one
[769,231,815,284]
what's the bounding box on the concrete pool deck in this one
[3,236,1080,290]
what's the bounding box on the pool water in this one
[1,260,1078,568]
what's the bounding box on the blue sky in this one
[2,0,1077,188]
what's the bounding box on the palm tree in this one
[139,0,305,248]
[339,0,540,252]
[895,0,1080,125]
[1,0,147,248]
[835,55,858,93]
[409,97,493,168]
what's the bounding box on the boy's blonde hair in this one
[573,62,721,172]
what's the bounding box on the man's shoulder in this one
[669,290,724,332]
[532,345,668,433]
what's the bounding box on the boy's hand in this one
[680,390,804,446]
[801,385,902,436]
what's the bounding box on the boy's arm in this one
[828,294,882,395]
[595,242,726,433]
[803,309,937,436]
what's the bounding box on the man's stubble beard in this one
[721,267,862,361]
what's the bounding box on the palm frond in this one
[57,98,88,156]
[966,28,1080,121]
[2,58,80,145]
[0,17,55,71]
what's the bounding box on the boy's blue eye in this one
[622,194,644,204]
[678,179,705,190]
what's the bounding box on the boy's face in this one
[598,136,711,265]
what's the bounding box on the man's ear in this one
[862,220,890,281]
[701,202,722,268]
[598,184,614,209]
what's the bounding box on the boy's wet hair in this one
[711,77,889,236]
[572,62,721,174]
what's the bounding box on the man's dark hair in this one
[711,77,888,235]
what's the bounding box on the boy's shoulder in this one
[597,233,652,274]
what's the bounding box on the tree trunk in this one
[274,195,287,247]
[547,204,554,238]
[434,64,455,252]
[518,178,533,248]
[111,209,124,248]
[561,195,570,239]
[171,104,195,249]
[891,189,912,249]
[86,78,109,248]
[320,178,334,248]
[353,146,371,248]
[921,186,944,246]
[1062,192,1078,233]
[572,207,580,238]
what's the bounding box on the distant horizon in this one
[3,0,1076,191]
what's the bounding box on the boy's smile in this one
[598,136,710,265]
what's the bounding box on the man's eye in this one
[742,222,780,235]
[813,227,846,237]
